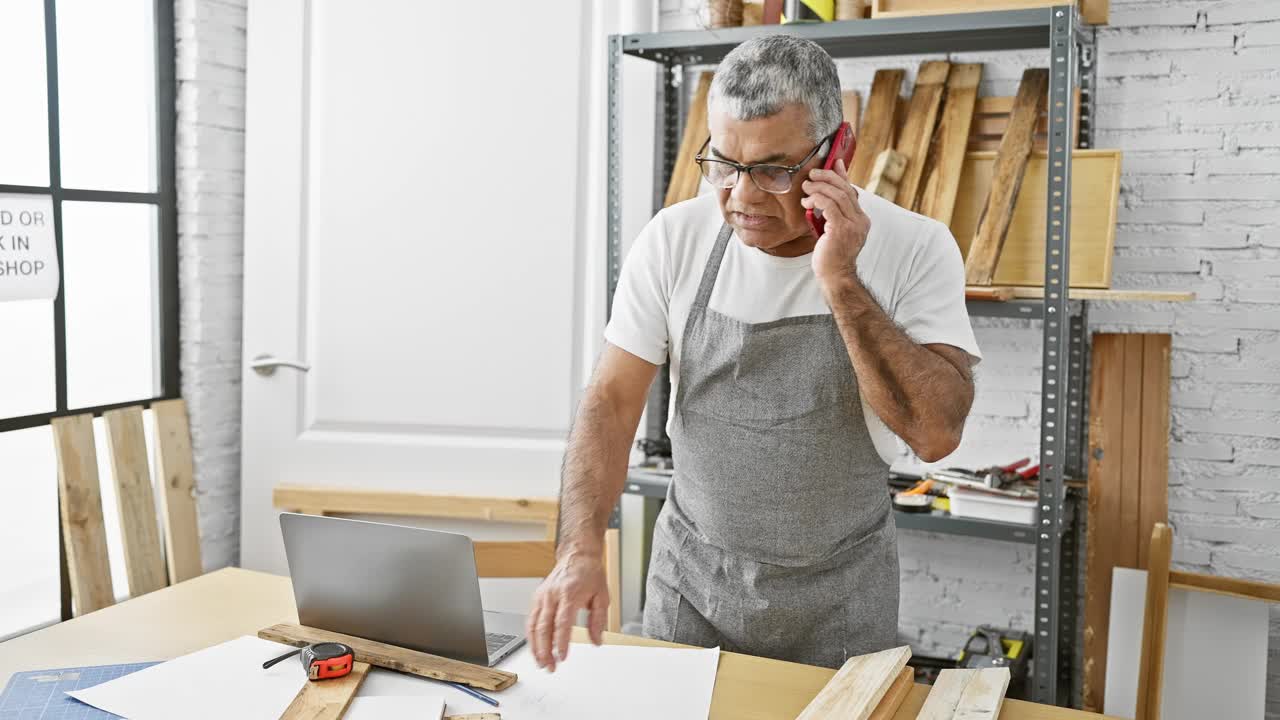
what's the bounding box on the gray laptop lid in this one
[280,512,489,666]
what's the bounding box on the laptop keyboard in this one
[486,632,518,655]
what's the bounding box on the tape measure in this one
[262,642,356,681]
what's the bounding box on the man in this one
[528,35,980,671]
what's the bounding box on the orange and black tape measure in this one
[263,641,356,681]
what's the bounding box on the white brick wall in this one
[653,0,1280,709]
[174,0,247,571]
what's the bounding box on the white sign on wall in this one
[0,194,60,302]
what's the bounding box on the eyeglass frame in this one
[692,131,835,195]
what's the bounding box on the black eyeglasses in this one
[693,132,833,194]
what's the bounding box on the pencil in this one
[445,680,500,707]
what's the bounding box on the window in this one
[0,0,177,639]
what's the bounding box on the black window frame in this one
[0,0,180,434]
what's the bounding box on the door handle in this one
[250,354,311,377]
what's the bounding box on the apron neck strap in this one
[691,223,735,313]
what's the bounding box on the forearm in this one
[824,275,973,461]
[555,386,635,558]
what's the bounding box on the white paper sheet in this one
[362,643,720,719]
[1103,567,1268,720]
[346,696,445,719]
[67,635,305,720]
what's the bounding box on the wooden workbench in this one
[0,568,1114,719]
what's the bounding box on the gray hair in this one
[708,35,843,144]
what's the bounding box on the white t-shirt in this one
[604,189,982,465]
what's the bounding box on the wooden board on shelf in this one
[988,287,1193,302]
[964,68,1047,286]
[663,72,713,208]
[951,148,1121,289]
[915,63,982,223]
[970,91,1082,152]
[850,69,904,187]
[893,60,951,210]
[1081,333,1171,714]
[872,0,1107,23]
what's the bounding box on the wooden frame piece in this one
[850,69,905,187]
[152,399,202,584]
[795,645,911,720]
[103,407,167,597]
[52,413,115,615]
[1135,523,1172,720]
[963,68,1047,285]
[260,623,517,691]
[950,149,1121,289]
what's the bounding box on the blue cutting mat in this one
[0,663,159,720]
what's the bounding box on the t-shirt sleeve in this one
[893,223,982,363]
[604,213,670,365]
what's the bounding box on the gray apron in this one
[642,223,899,669]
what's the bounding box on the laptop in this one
[279,512,527,667]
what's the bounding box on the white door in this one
[240,0,605,581]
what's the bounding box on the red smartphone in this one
[805,121,856,238]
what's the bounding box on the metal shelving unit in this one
[606,6,1095,706]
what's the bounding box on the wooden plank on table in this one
[1083,333,1124,713]
[893,60,951,210]
[915,63,981,223]
[273,485,559,526]
[259,623,517,691]
[280,660,370,720]
[842,90,862,130]
[954,667,1011,720]
[916,668,969,719]
[664,72,714,208]
[950,149,1120,289]
[865,149,907,202]
[964,68,1048,285]
[103,407,167,597]
[850,69,904,187]
[52,414,115,616]
[152,399,203,584]
[1119,334,1145,571]
[795,645,911,720]
[1135,523,1172,720]
[866,667,913,720]
[473,540,556,578]
[1137,334,1170,570]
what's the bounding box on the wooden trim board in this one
[969,90,1082,152]
[972,287,1194,302]
[795,645,911,720]
[1135,523,1172,720]
[950,149,1121,289]
[103,407,167,597]
[843,89,862,130]
[52,414,115,616]
[1169,571,1280,604]
[866,667,914,720]
[259,623,517,691]
[279,661,370,720]
[152,399,202,584]
[964,68,1047,285]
